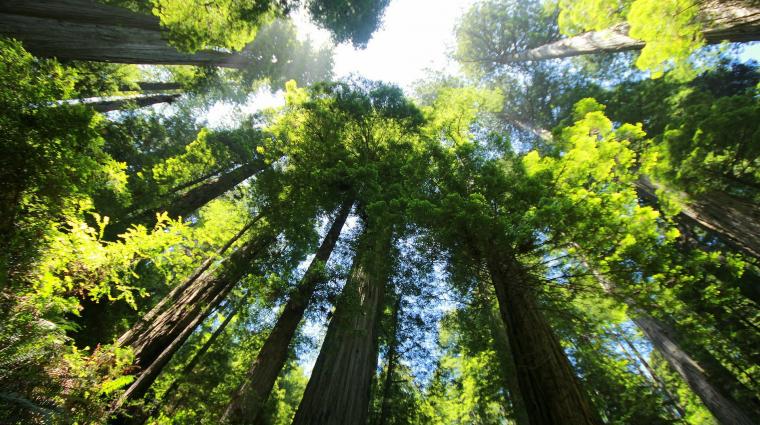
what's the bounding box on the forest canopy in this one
[0,0,759,424]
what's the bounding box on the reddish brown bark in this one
[222,201,353,424]
[292,223,393,425]
[117,218,259,349]
[124,230,274,370]
[486,252,601,425]
[0,0,248,67]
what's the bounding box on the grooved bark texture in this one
[222,201,353,424]
[292,224,393,425]
[500,1,760,63]
[633,315,759,425]
[486,253,600,425]
[479,283,531,425]
[117,218,258,349]
[124,232,273,371]
[0,0,247,67]
[589,261,760,424]
[635,177,760,261]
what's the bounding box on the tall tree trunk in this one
[0,0,248,67]
[292,222,393,425]
[485,252,601,425]
[476,281,531,425]
[633,314,759,425]
[377,297,401,425]
[110,231,275,424]
[498,1,760,63]
[119,82,184,92]
[585,259,760,425]
[122,230,274,371]
[112,281,234,419]
[82,93,181,112]
[222,201,353,424]
[124,302,242,425]
[117,218,259,349]
[160,302,241,409]
[635,176,760,261]
[108,160,266,238]
[615,331,686,419]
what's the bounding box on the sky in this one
[295,0,475,90]
[206,0,474,128]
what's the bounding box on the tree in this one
[502,0,760,77]
[292,218,394,425]
[222,200,352,424]
[0,0,387,68]
[79,93,182,112]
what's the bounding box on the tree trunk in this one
[117,218,259,349]
[128,302,241,425]
[586,260,760,425]
[0,0,248,67]
[499,1,760,63]
[110,231,275,424]
[615,331,686,419]
[119,82,184,92]
[108,160,266,238]
[222,200,353,424]
[477,281,531,425]
[634,314,759,425]
[161,302,240,408]
[111,282,234,420]
[0,0,160,30]
[123,230,274,371]
[292,222,393,425]
[485,252,601,425]
[82,93,181,112]
[377,297,401,425]
[635,176,760,261]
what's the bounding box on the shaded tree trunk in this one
[166,169,224,196]
[161,302,240,407]
[108,160,266,238]
[586,260,760,425]
[117,218,259,349]
[476,281,531,425]
[485,252,601,425]
[131,301,242,425]
[0,0,248,67]
[110,231,275,423]
[292,222,393,425]
[112,281,234,420]
[635,176,760,262]
[83,93,181,112]
[222,200,353,424]
[634,314,759,425]
[377,297,401,425]
[498,1,760,63]
[615,331,686,419]
[122,230,274,371]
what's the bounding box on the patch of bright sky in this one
[206,0,474,128]
[294,0,475,91]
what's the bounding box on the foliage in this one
[307,0,391,48]
[556,0,705,78]
[3,4,760,424]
